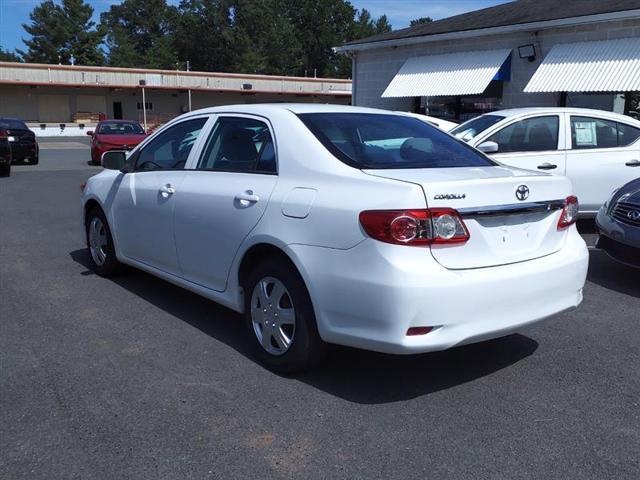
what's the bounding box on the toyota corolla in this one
[81,104,589,372]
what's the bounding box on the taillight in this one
[557,195,579,230]
[0,130,7,139]
[359,208,470,246]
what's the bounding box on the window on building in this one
[136,102,153,111]
[570,116,640,149]
[487,116,559,153]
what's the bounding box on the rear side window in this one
[197,117,276,174]
[298,113,495,170]
[487,116,559,153]
[571,116,640,149]
[0,119,28,130]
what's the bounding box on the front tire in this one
[244,259,326,373]
[85,207,121,277]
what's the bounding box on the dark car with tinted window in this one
[596,178,640,268]
[0,118,38,165]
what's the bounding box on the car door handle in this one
[235,191,260,205]
[159,184,176,197]
[537,163,557,170]
[625,160,640,167]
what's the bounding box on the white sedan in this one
[82,104,588,372]
[450,108,640,216]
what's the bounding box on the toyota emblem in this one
[628,210,640,221]
[515,185,530,201]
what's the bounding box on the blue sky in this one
[0,0,511,53]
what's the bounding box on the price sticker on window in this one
[574,121,597,147]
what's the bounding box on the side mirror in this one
[101,150,127,171]
[86,130,94,136]
[477,141,499,154]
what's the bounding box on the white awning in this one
[381,49,512,98]
[524,38,640,93]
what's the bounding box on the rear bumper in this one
[290,228,588,354]
[9,142,37,161]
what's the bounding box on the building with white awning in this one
[336,0,640,122]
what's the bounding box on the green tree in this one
[172,0,235,72]
[0,49,22,62]
[410,16,433,27]
[230,0,302,75]
[19,0,104,65]
[101,0,177,69]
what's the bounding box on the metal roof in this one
[381,49,512,98]
[0,62,351,97]
[343,0,640,48]
[524,37,640,93]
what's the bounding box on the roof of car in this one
[476,107,640,123]
[98,119,142,124]
[187,103,404,116]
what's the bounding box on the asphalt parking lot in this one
[1,139,639,479]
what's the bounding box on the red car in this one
[88,120,147,165]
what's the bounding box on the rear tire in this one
[29,156,39,165]
[85,207,122,277]
[0,165,10,177]
[244,258,326,373]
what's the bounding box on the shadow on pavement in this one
[70,248,539,404]
[587,249,639,298]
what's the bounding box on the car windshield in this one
[0,119,28,130]
[97,122,145,135]
[450,114,505,142]
[298,113,496,170]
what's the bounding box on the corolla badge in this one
[515,184,530,201]
[627,210,640,221]
[434,193,466,200]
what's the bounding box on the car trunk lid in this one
[363,166,573,269]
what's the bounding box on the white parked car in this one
[397,111,458,131]
[82,104,588,372]
[450,108,640,216]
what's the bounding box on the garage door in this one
[76,95,107,115]
[38,95,70,122]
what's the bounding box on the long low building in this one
[0,62,352,133]
[337,0,640,122]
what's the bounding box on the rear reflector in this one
[406,327,433,336]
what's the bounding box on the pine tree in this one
[101,0,177,69]
[19,0,104,65]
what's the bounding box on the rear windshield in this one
[298,113,496,169]
[450,114,505,142]
[97,122,145,135]
[0,119,28,130]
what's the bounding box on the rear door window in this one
[197,116,276,174]
[298,113,495,169]
[487,116,559,153]
[570,116,640,149]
